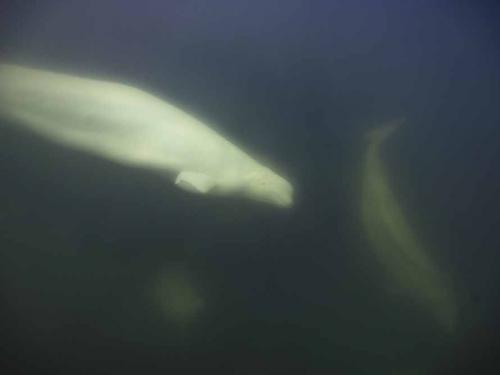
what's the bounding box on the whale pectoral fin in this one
[175,171,215,194]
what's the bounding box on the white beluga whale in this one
[361,119,457,332]
[0,63,293,208]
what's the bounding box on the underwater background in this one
[1,1,499,374]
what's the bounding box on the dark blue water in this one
[1,1,500,374]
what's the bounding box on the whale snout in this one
[273,194,293,208]
[245,168,293,208]
[272,180,293,208]
[254,186,293,208]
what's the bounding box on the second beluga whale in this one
[0,63,293,207]
[360,119,457,332]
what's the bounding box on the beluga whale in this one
[360,119,457,332]
[0,64,293,208]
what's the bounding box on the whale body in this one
[0,64,293,207]
[361,119,456,332]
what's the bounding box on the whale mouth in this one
[274,180,294,208]
[244,168,294,208]
[275,194,293,208]
[268,189,293,208]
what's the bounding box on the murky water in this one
[1,2,499,374]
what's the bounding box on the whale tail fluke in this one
[365,117,405,145]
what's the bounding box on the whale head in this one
[175,167,293,208]
[242,167,293,208]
